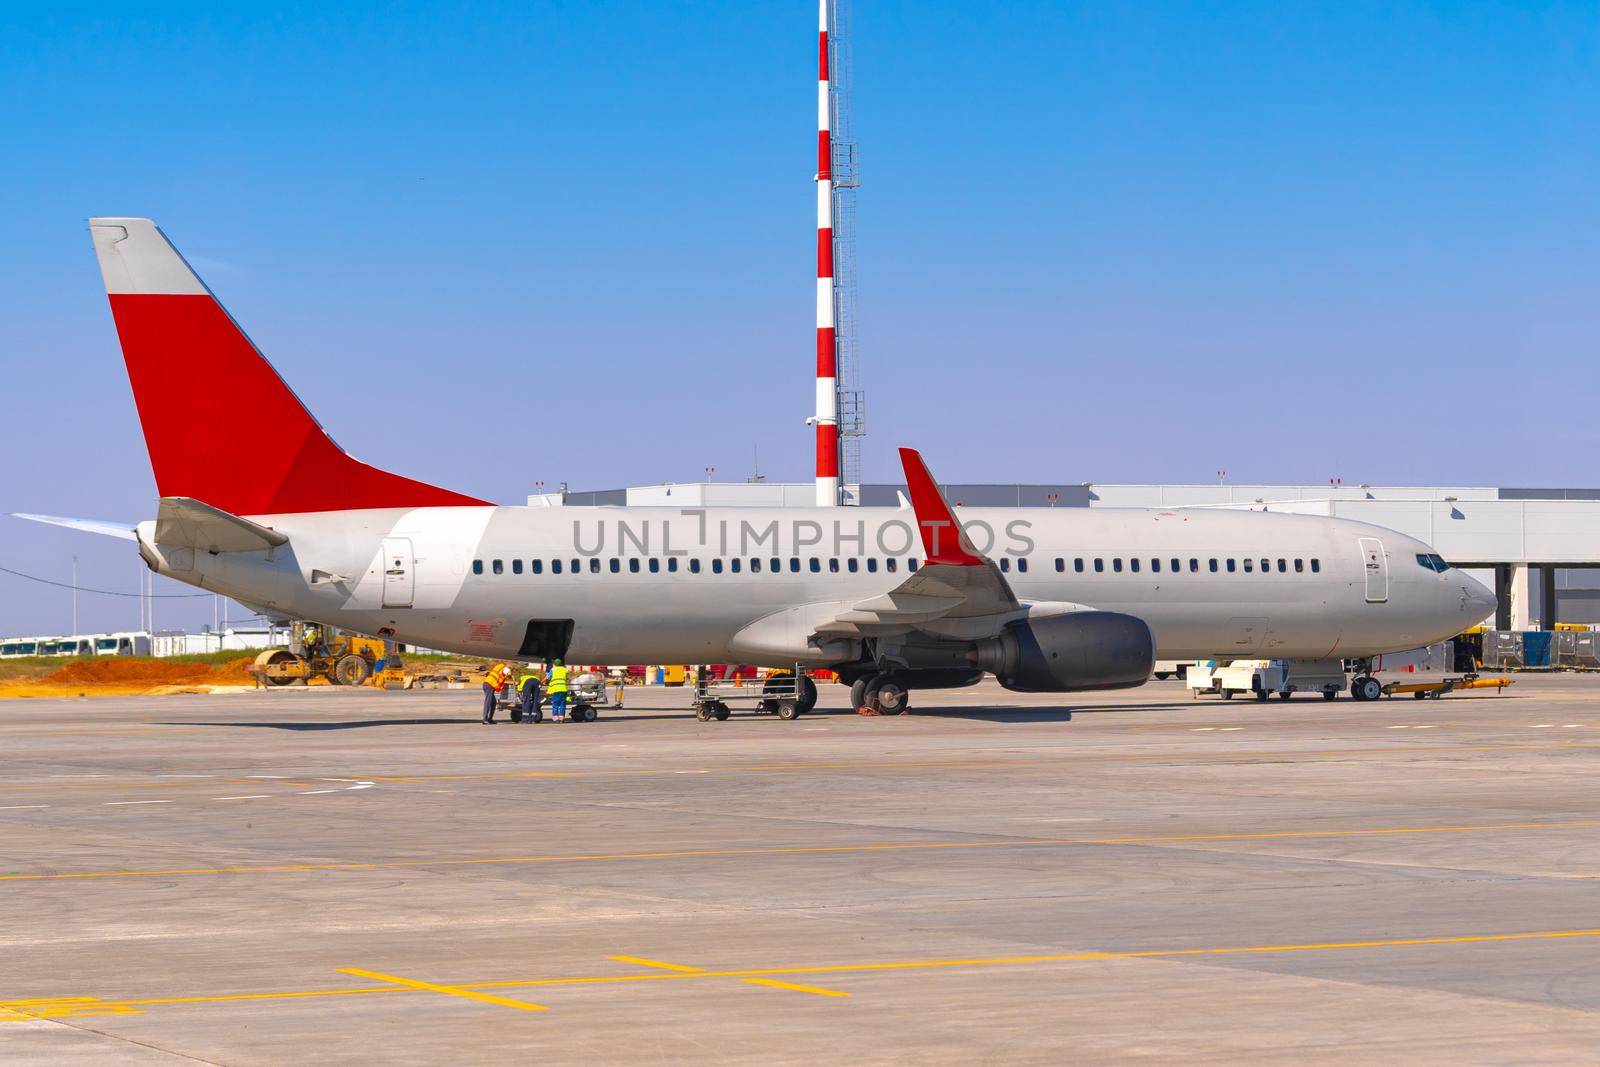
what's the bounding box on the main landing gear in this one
[851,673,910,716]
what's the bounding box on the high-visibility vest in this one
[489,663,510,689]
[547,665,569,694]
[517,672,540,692]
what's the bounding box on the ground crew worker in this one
[482,660,512,724]
[546,658,570,722]
[302,624,321,657]
[516,665,542,724]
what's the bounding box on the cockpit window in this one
[1415,553,1451,573]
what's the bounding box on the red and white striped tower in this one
[814,0,840,507]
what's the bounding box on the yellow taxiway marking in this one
[337,968,546,1012]
[11,928,1596,1021]
[6,819,1593,883]
[608,955,705,973]
[742,978,850,997]
[5,818,1599,883]
[610,952,848,995]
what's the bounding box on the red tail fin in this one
[89,218,490,516]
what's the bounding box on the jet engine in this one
[967,612,1154,692]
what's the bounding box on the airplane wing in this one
[813,448,1036,643]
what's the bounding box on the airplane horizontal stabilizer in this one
[10,513,139,541]
[154,497,289,553]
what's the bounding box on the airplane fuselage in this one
[137,503,1493,667]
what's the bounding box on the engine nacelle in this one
[968,612,1154,692]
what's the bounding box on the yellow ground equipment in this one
[1382,675,1513,700]
[250,623,391,687]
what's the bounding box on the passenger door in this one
[381,537,415,609]
[1359,537,1388,603]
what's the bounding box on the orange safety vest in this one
[489,663,511,689]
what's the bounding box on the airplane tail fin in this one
[88,218,490,516]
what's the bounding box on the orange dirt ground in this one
[0,656,259,699]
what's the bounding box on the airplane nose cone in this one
[1462,574,1496,618]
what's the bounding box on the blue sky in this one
[2,1,1598,634]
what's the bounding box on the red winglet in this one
[898,447,985,567]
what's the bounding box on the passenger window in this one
[609,558,620,573]
[531,559,542,574]
[1171,558,1180,572]
[908,559,919,571]
[712,559,724,574]
[1311,559,1321,573]
[1129,558,1139,573]
[472,560,483,575]
[829,558,839,573]
[1113,558,1123,573]
[1150,558,1159,573]
[1260,558,1269,573]
[790,558,801,573]
[1094,558,1104,572]
[492,559,503,575]
[588,558,599,573]
[668,558,678,573]
[1075,558,1085,573]
[886,558,898,573]
[867,558,878,573]
[847,558,859,573]
[1208,559,1217,572]
[689,559,702,574]
[629,558,641,573]
[1294,559,1303,573]
[809,558,821,573]
[999,558,1011,573]
[511,559,523,575]
[1277,559,1286,573]
[1055,557,1065,572]
[751,558,762,573]
[771,558,781,573]
[552,559,563,575]
[1017,558,1028,573]
[649,558,660,573]
[730,559,741,573]
[1226,559,1236,573]
[1243,558,1253,573]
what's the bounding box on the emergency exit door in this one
[381,537,414,608]
[1359,537,1388,603]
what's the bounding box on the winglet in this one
[897,448,985,566]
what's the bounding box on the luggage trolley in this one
[693,665,810,722]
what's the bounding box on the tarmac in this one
[3,673,1599,1064]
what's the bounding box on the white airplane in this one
[17,218,1496,713]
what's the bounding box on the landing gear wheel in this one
[1351,675,1382,702]
[776,701,800,720]
[334,655,370,687]
[873,678,910,716]
[850,676,872,713]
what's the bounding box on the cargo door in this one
[1359,537,1388,603]
[381,537,414,609]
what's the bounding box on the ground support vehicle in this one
[1188,659,1346,701]
[693,665,816,721]
[250,623,389,687]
